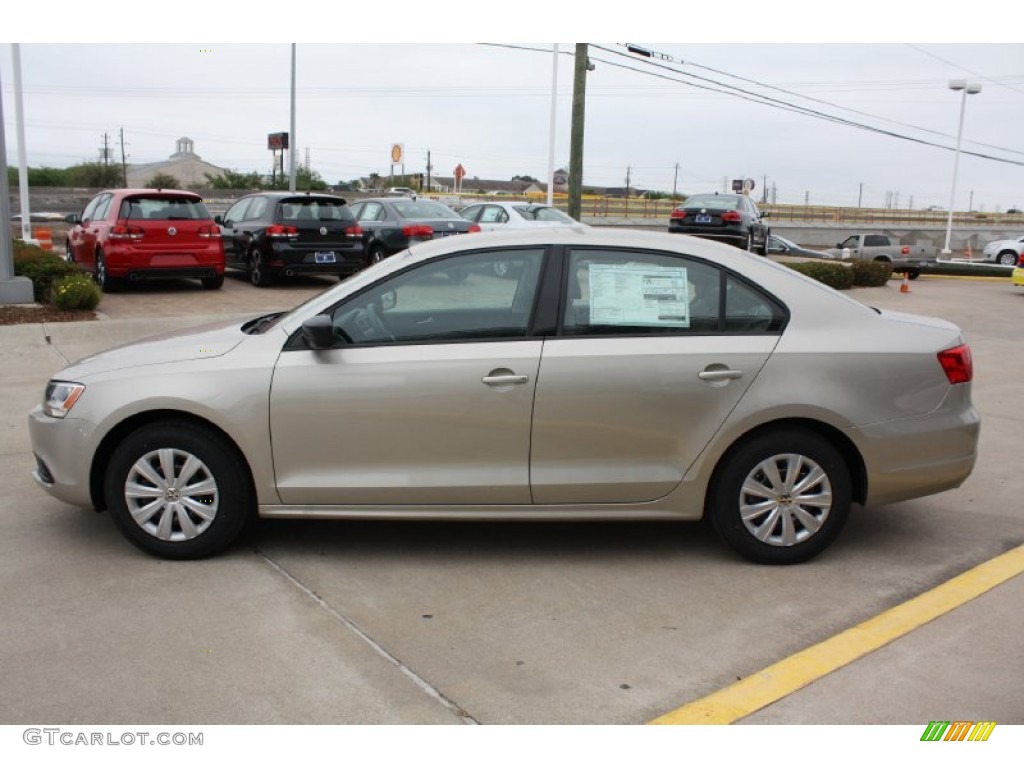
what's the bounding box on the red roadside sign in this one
[454,164,466,180]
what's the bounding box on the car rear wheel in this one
[998,250,1018,266]
[94,250,121,292]
[65,239,74,263]
[201,274,224,290]
[757,230,769,256]
[745,232,754,252]
[710,428,851,565]
[104,421,253,559]
[249,247,272,287]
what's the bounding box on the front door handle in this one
[698,368,743,382]
[482,374,529,386]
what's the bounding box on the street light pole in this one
[942,80,981,255]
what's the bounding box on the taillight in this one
[901,246,910,255]
[109,225,143,241]
[468,223,481,233]
[1018,254,1024,267]
[197,225,219,238]
[937,344,973,385]
[344,225,363,239]
[721,211,742,222]
[266,224,299,238]
[670,209,687,220]
[402,224,434,238]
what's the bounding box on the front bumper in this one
[28,406,98,509]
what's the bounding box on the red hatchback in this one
[65,189,225,291]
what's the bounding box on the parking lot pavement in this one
[0,273,1021,726]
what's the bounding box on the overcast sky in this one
[3,7,1023,210]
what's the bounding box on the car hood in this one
[57,317,250,380]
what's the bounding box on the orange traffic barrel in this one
[34,228,54,251]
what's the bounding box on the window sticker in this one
[588,263,690,327]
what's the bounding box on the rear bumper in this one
[668,224,746,247]
[851,388,980,507]
[104,243,225,279]
[268,242,364,274]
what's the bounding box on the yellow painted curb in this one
[649,544,1024,725]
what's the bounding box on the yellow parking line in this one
[648,544,1024,725]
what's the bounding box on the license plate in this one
[695,214,712,223]
[314,251,336,264]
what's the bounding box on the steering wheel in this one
[365,303,394,341]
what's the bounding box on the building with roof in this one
[125,138,228,189]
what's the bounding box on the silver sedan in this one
[28,229,980,564]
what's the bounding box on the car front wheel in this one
[998,250,1018,266]
[710,429,851,565]
[104,421,254,559]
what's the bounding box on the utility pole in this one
[426,150,432,194]
[288,44,297,193]
[761,175,767,204]
[100,133,111,167]
[567,43,590,222]
[624,165,631,199]
[672,163,679,199]
[119,127,128,187]
[0,61,34,304]
[858,182,863,208]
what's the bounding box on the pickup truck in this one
[825,233,938,279]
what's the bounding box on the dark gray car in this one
[349,198,480,265]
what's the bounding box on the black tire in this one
[65,239,74,263]
[368,244,388,265]
[710,428,851,565]
[248,246,272,287]
[756,229,770,256]
[201,274,224,290]
[744,231,754,253]
[997,250,1018,266]
[104,421,253,559]
[906,269,920,280]
[94,250,121,292]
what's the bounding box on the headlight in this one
[43,381,86,418]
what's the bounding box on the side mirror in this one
[214,215,224,225]
[301,315,335,350]
[65,214,81,225]
[761,211,770,218]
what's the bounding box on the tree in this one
[65,162,122,188]
[146,172,182,189]
[204,169,263,189]
[512,174,538,183]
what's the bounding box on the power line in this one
[590,44,1024,167]
[905,44,1024,97]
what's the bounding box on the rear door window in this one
[282,198,355,223]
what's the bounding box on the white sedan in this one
[459,202,584,230]
[981,236,1024,265]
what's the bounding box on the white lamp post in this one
[942,79,981,255]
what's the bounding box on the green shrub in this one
[51,273,102,311]
[846,259,892,287]
[784,261,855,290]
[12,242,82,302]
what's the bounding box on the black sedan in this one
[349,198,480,265]
[668,193,770,255]
[765,234,834,260]
[216,192,364,286]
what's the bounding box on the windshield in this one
[281,198,354,223]
[682,195,740,211]
[512,206,575,223]
[121,196,210,221]
[390,200,460,219]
